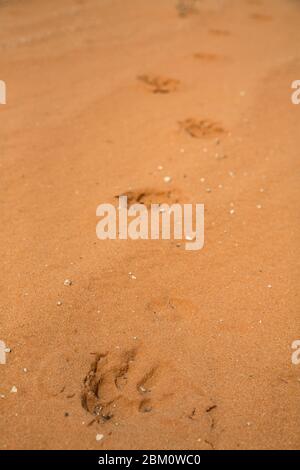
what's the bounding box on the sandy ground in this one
[0,0,300,450]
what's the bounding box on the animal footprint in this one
[179,118,225,138]
[137,74,180,94]
[81,348,137,421]
[250,13,272,21]
[194,52,220,61]
[209,29,231,36]
[115,188,180,208]
[81,349,161,420]
[176,0,199,17]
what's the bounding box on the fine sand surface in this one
[0,0,300,450]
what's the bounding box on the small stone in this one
[10,386,17,393]
[157,165,163,170]
[230,209,235,215]
[206,188,212,193]
[163,176,172,183]
[200,177,205,183]
[129,272,136,280]
[23,368,28,373]
[4,347,11,353]
[57,301,63,306]
[64,279,72,286]
[267,284,272,288]
[256,204,262,209]
[96,433,104,442]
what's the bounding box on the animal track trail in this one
[115,188,181,208]
[179,118,225,139]
[137,74,180,94]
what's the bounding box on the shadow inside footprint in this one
[176,0,199,17]
[115,188,181,208]
[209,29,231,36]
[137,74,180,94]
[193,52,220,61]
[179,118,225,138]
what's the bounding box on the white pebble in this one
[230,209,235,215]
[10,386,17,393]
[96,433,104,442]
[128,272,136,280]
[57,301,63,306]
[64,279,72,286]
[163,176,172,183]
